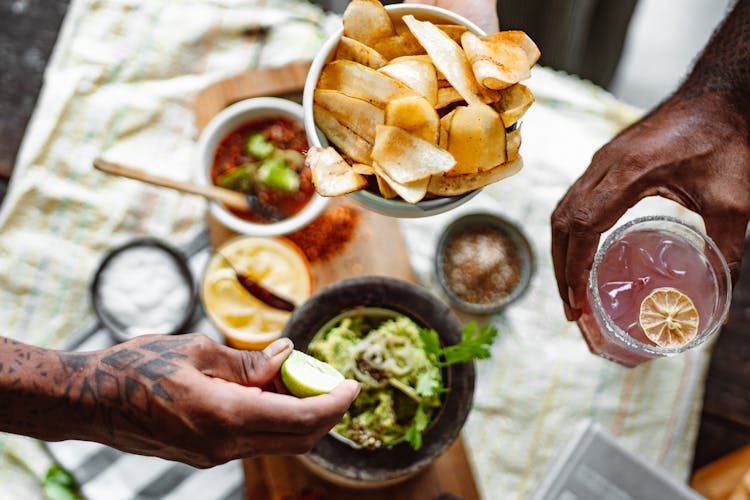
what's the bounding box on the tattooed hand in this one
[551,0,750,320]
[0,335,359,468]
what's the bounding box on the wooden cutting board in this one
[195,62,480,500]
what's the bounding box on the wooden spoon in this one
[93,158,284,221]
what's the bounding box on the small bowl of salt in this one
[91,238,197,343]
[435,212,535,315]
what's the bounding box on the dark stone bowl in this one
[281,276,475,489]
[435,212,535,315]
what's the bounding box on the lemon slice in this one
[281,350,344,398]
[201,237,312,350]
[638,287,700,348]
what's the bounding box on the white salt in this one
[98,246,191,338]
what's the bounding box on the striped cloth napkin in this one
[0,0,711,499]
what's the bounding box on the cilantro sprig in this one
[419,321,498,367]
[404,321,499,450]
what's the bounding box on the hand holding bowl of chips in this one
[303,0,539,218]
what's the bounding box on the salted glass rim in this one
[588,215,732,356]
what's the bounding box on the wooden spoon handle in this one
[93,158,250,211]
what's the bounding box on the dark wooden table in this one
[2,0,748,477]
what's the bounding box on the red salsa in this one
[210,117,314,224]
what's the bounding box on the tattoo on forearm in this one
[1,335,198,442]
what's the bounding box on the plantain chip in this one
[384,95,440,144]
[318,60,417,109]
[313,105,372,164]
[314,89,384,144]
[335,36,388,69]
[505,127,522,161]
[378,59,438,106]
[428,158,523,196]
[435,86,464,109]
[372,162,429,203]
[342,0,395,47]
[307,146,368,197]
[437,24,469,44]
[372,124,455,184]
[461,31,539,90]
[493,83,534,127]
[446,103,506,175]
[403,15,484,107]
[351,163,375,175]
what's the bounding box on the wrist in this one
[0,339,99,441]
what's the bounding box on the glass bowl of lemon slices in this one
[200,235,312,350]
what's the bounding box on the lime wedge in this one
[281,350,344,398]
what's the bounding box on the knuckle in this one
[240,350,269,379]
[569,206,597,236]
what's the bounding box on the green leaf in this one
[415,372,442,397]
[43,465,79,500]
[439,321,499,366]
[418,328,441,357]
[404,402,429,450]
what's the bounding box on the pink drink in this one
[577,217,731,368]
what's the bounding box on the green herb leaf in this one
[440,321,498,365]
[415,372,443,397]
[419,328,441,358]
[404,402,429,450]
[43,465,79,500]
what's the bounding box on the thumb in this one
[208,338,294,387]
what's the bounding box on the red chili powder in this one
[287,205,359,262]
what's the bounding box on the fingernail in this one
[263,338,292,357]
[563,302,574,321]
[568,287,580,310]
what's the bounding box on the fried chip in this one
[313,105,372,164]
[335,36,388,69]
[461,31,539,90]
[428,158,523,196]
[307,146,368,197]
[446,103,506,175]
[378,59,438,106]
[437,24,469,44]
[314,89,384,144]
[505,127,521,161]
[438,108,457,149]
[318,60,417,109]
[435,86,464,108]
[372,125,455,184]
[342,0,395,47]
[484,31,541,66]
[372,162,429,203]
[351,163,375,175]
[493,83,534,127]
[402,15,484,107]
[375,171,398,199]
[385,95,440,144]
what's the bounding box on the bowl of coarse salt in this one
[434,212,535,315]
[91,238,197,343]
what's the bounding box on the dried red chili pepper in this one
[218,253,295,312]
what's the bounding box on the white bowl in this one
[196,97,329,236]
[302,4,486,219]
